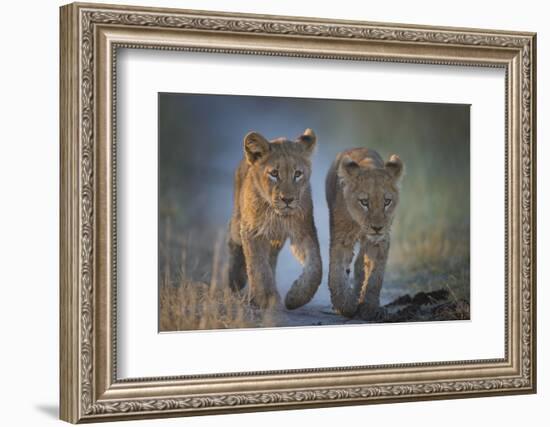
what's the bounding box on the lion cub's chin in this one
[365,233,388,244]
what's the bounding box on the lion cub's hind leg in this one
[228,238,247,292]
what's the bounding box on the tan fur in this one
[325,148,404,318]
[228,129,322,310]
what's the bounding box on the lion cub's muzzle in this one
[274,195,299,215]
[365,224,388,242]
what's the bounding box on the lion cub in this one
[228,129,322,310]
[325,148,404,319]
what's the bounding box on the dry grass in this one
[159,231,280,332]
[390,223,469,271]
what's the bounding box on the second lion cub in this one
[325,148,404,319]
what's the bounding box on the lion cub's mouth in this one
[275,205,297,216]
[278,207,294,216]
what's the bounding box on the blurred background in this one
[158,93,470,330]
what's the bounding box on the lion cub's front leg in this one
[328,242,358,317]
[355,239,390,320]
[240,231,281,309]
[285,222,322,310]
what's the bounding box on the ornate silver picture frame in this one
[60,2,536,423]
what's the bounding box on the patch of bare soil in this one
[364,288,470,323]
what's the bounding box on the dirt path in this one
[277,288,469,328]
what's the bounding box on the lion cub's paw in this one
[284,282,312,310]
[357,303,387,322]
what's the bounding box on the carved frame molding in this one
[60,2,536,423]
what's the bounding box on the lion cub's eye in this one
[359,198,369,208]
[294,170,303,180]
[269,170,279,180]
[384,198,393,207]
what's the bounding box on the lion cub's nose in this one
[281,196,294,206]
[371,225,383,233]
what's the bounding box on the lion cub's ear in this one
[297,128,317,156]
[385,154,404,183]
[244,131,270,164]
[339,155,360,179]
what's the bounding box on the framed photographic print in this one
[59,2,537,423]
